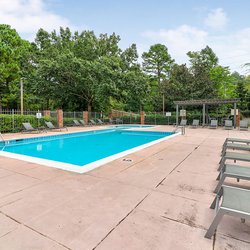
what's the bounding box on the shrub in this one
[0,114,52,133]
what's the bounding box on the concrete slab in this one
[0,213,19,238]
[0,168,14,178]
[0,173,41,199]
[137,191,214,230]
[24,180,149,249]
[0,225,67,250]
[157,171,216,203]
[214,234,250,250]
[0,175,102,223]
[95,209,212,250]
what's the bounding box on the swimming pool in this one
[0,129,178,173]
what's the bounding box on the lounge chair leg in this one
[237,178,240,182]
[214,175,226,193]
[216,172,221,181]
[218,158,225,171]
[205,210,225,239]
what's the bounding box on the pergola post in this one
[234,102,237,128]
[176,104,179,126]
[203,104,206,127]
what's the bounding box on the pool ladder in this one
[173,126,185,135]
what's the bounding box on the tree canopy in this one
[0,25,249,115]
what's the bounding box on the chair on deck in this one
[79,120,86,126]
[221,142,250,156]
[218,151,250,171]
[179,119,187,126]
[45,121,67,132]
[89,119,97,125]
[239,120,248,131]
[191,119,199,128]
[214,164,250,193]
[209,120,218,129]
[205,185,250,239]
[224,120,233,130]
[222,138,250,151]
[97,119,104,125]
[73,120,82,126]
[22,123,40,133]
[115,118,123,124]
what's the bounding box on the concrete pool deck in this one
[0,125,249,249]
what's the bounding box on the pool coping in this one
[0,130,181,174]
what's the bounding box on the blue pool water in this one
[0,129,174,167]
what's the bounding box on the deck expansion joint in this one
[92,193,150,250]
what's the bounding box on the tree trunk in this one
[87,103,92,112]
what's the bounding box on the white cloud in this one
[141,25,250,75]
[0,0,80,40]
[204,8,228,30]
[141,25,208,66]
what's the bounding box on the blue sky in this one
[1,0,250,74]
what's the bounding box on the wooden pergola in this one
[173,98,240,128]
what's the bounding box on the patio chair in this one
[191,119,199,128]
[22,123,40,133]
[218,151,250,171]
[97,118,104,125]
[109,118,114,124]
[222,138,250,151]
[89,119,97,125]
[221,142,250,156]
[239,120,248,131]
[116,118,123,124]
[45,121,68,132]
[179,119,187,126]
[73,120,82,126]
[205,185,250,239]
[224,120,233,130]
[209,120,218,129]
[79,120,86,126]
[214,164,250,193]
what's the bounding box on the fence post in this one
[236,111,240,127]
[83,111,89,125]
[12,109,15,132]
[56,109,63,128]
[140,111,145,125]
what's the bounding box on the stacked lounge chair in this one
[205,137,250,239]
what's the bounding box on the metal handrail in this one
[0,132,5,143]
[173,125,185,135]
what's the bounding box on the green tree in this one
[167,64,194,103]
[210,66,236,98]
[142,44,174,112]
[0,24,30,110]
[30,28,130,112]
[187,46,219,99]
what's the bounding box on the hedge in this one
[0,114,52,133]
